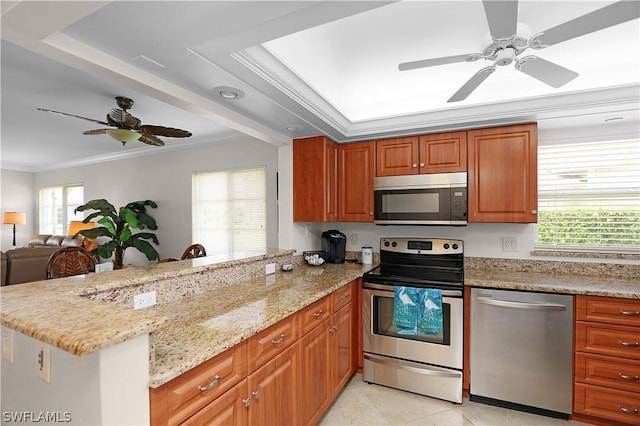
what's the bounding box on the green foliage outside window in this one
[537,209,640,247]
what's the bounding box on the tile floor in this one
[320,374,588,426]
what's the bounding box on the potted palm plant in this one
[74,199,160,269]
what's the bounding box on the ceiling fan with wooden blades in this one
[37,96,192,146]
[399,0,640,102]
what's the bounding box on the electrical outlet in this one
[265,263,276,275]
[2,329,14,363]
[502,237,519,252]
[350,233,359,246]
[133,291,157,310]
[36,342,51,383]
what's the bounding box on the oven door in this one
[362,282,463,369]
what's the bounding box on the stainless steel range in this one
[362,237,464,403]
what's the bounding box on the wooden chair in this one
[46,247,97,279]
[181,244,207,260]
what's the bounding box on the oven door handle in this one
[363,282,462,298]
[364,353,461,378]
[476,296,567,311]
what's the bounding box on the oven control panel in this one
[380,238,463,255]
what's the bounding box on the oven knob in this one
[452,243,459,250]
[384,241,390,247]
[391,241,397,247]
[443,243,450,249]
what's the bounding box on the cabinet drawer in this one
[180,379,248,426]
[299,296,331,335]
[576,352,640,393]
[248,314,298,372]
[152,342,248,426]
[577,296,640,326]
[574,383,640,425]
[576,322,640,360]
[332,282,354,313]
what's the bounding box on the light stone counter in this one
[146,261,371,388]
[0,249,297,357]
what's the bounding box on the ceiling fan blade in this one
[530,1,640,48]
[108,109,141,129]
[82,129,109,135]
[140,125,192,138]
[399,54,481,71]
[138,134,165,146]
[516,56,579,88]
[483,0,519,40]
[447,66,496,103]
[37,108,110,126]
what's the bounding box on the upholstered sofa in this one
[1,235,81,285]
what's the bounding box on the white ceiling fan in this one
[399,0,640,102]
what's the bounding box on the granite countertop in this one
[465,268,640,299]
[146,261,370,388]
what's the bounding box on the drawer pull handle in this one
[252,390,260,399]
[619,340,640,347]
[314,309,325,317]
[618,405,639,415]
[340,293,349,300]
[619,373,640,381]
[620,310,640,316]
[198,375,220,391]
[271,333,286,344]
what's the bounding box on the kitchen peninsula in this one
[0,249,370,425]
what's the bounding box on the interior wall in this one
[0,169,36,251]
[31,137,279,265]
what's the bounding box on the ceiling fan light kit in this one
[398,0,640,102]
[37,97,192,147]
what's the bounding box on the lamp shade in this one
[106,128,141,143]
[3,211,26,225]
[68,220,96,237]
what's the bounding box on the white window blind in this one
[537,139,640,251]
[192,167,266,256]
[39,184,84,235]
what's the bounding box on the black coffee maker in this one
[321,230,346,264]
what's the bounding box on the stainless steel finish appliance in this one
[362,238,464,403]
[470,288,574,418]
[373,172,467,226]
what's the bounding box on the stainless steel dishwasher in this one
[470,288,574,419]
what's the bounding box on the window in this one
[537,139,640,252]
[192,167,266,256]
[39,184,84,235]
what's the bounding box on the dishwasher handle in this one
[476,296,568,311]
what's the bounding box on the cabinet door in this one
[331,302,355,397]
[339,141,375,222]
[180,379,248,426]
[248,345,299,426]
[293,136,338,222]
[376,136,419,176]
[299,318,332,426]
[419,131,467,173]
[467,123,538,223]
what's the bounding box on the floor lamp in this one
[3,211,26,247]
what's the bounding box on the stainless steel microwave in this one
[373,172,467,225]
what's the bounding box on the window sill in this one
[532,247,640,261]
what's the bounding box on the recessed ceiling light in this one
[213,86,244,100]
[604,116,624,122]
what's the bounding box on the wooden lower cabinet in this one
[247,345,300,426]
[150,281,358,425]
[573,295,640,425]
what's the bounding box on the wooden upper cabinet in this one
[376,132,467,176]
[419,131,467,173]
[293,136,338,222]
[339,141,375,222]
[467,123,538,223]
[376,136,419,176]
